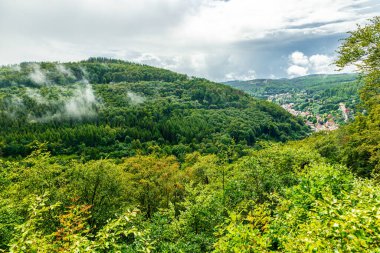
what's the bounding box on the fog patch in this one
[56,64,75,79]
[25,87,49,104]
[28,63,48,85]
[64,83,98,119]
[22,81,100,123]
[127,91,145,105]
[1,95,26,119]
[79,66,89,79]
[10,64,21,72]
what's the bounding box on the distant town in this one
[268,93,352,132]
[279,102,348,132]
[225,74,361,133]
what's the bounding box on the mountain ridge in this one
[224,73,357,83]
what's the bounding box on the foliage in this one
[1,136,380,252]
[8,194,153,253]
[214,164,380,252]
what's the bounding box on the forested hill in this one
[0,58,188,87]
[0,58,308,159]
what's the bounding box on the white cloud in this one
[287,51,337,77]
[287,65,309,77]
[309,54,334,73]
[290,51,309,66]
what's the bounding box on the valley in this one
[225,74,361,131]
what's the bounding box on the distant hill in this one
[224,74,362,129]
[0,58,309,159]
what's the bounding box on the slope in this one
[0,58,309,160]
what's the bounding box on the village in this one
[268,92,352,132]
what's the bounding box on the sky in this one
[0,0,380,81]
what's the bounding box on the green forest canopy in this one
[0,58,308,160]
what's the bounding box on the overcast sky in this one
[1,0,380,81]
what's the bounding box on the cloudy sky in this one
[1,0,380,81]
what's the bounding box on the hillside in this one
[0,58,308,160]
[225,74,362,130]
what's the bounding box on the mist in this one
[127,91,145,105]
[28,63,48,85]
[25,87,48,104]
[23,81,100,122]
[56,64,75,79]
[64,83,98,119]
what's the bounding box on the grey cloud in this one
[340,0,380,13]
[225,33,345,79]
[286,20,349,30]
[109,32,347,81]
[0,0,379,81]
[164,33,346,81]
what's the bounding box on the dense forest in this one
[0,58,308,161]
[0,18,380,252]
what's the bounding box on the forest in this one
[0,18,380,252]
[0,58,308,161]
